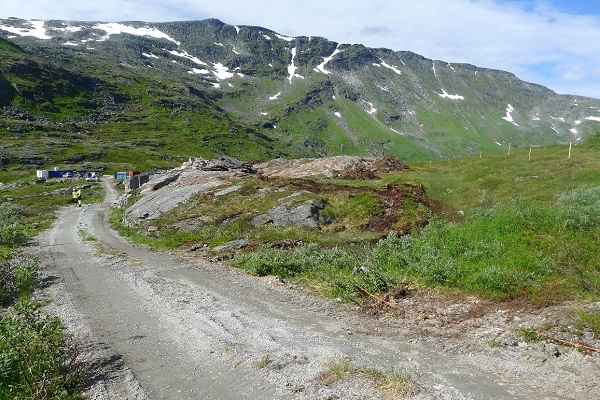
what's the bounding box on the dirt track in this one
[32,178,599,399]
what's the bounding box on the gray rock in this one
[123,181,221,225]
[251,214,273,227]
[269,200,324,227]
[140,172,180,192]
[212,239,250,253]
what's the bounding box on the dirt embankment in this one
[30,170,600,400]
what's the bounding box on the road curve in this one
[33,178,596,399]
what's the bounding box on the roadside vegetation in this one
[317,357,418,399]
[112,134,600,340]
[0,175,103,399]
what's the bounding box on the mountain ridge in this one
[1,17,599,172]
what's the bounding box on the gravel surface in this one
[30,178,599,399]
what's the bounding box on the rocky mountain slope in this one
[1,17,600,172]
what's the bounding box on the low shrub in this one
[0,300,85,400]
[0,203,30,249]
[0,225,29,248]
[0,254,40,306]
[0,203,27,223]
[572,310,600,339]
[555,186,600,230]
[371,197,577,299]
[234,243,355,278]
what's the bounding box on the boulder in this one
[212,239,250,253]
[251,213,273,227]
[138,172,180,193]
[269,200,325,227]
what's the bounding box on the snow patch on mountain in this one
[0,19,181,46]
[213,63,234,80]
[364,101,377,115]
[502,104,519,126]
[315,44,341,74]
[55,24,84,33]
[287,47,304,83]
[275,33,294,42]
[0,19,51,39]
[169,49,208,66]
[374,59,402,75]
[188,68,210,75]
[93,23,180,45]
[437,89,464,100]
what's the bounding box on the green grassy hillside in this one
[392,137,600,209]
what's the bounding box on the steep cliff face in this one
[0,18,599,170]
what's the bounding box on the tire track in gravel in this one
[33,178,594,399]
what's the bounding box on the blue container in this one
[114,172,128,180]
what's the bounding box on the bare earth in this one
[31,177,599,400]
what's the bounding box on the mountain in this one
[1,17,599,172]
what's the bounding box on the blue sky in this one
[1,0,600,98]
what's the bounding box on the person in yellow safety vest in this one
[72,187,82,207]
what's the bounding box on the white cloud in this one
[1,1,600,97]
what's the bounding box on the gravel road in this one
[32,178,599,399]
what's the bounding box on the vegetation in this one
[106,134,600,337]
[0,300,85,400]
[231,188,599,302]
[0,174,101,399]
[372,193,599,300]
[317,357,418,399]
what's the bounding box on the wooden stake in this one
[569,142,572,159]
[529,146,532,161]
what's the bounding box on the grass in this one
[230,186,600,302]
[388,138,600,210]
[254,354,273,369]
[317,357,418,399]
[0,170,105,399]
[572,310,600,339]
[0,299,86,400]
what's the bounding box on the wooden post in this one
[508,143,511,156]
[529,146,532,161]
[569,142,572,159]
